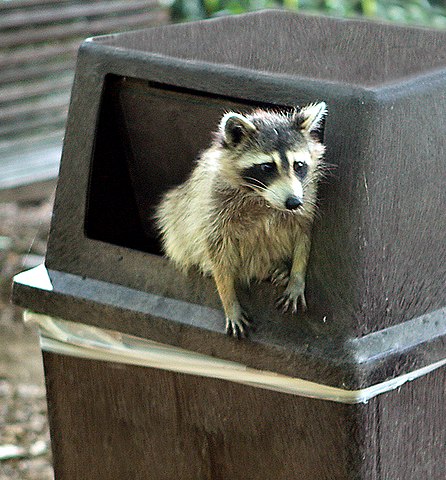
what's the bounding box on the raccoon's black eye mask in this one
[241,162,278,189]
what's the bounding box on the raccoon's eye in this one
[260,162,276,173]
[294,161,308,178]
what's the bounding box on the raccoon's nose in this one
[285,196,303,210]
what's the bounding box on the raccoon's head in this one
[216,102,326,212]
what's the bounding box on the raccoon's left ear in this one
[293,102,327,132]
[220,112,256,148]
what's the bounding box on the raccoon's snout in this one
[285,196,303,210]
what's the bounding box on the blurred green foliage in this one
[171,0,446,28]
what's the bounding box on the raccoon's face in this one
[218,103,326,212]
[238,150,311,211]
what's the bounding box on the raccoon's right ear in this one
[220,113,256,148]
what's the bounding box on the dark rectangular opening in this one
[85,75,323,255]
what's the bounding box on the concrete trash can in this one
[13,10,446,479]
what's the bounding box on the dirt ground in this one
[0,195,54,480]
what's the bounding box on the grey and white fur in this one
[155,102,327,337]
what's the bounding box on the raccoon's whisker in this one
[240,178,284,204]
[242,177,269,190]
[239,183,272,197]
[239,183,287,208]
[240,183,267,193]
[240,182,280,199]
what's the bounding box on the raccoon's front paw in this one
[276,279,307,315]
[225,311,252,339]
[270,266,290,287]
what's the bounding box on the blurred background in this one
[172,0,446,25]
[0,1,445,478]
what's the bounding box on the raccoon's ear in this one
[293,102,327,132]
[220,112,256,147]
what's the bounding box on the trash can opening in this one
[84,74,319,256]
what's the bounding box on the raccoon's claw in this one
[276,292,298,314]
[225,312,252,339]
[270,267,290,287]
[276,291,307,315]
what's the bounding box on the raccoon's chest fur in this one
[208,197,306,282]
[236,216,297,282]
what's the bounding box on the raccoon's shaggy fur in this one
[156,103,327,337]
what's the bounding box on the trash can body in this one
[40,350,446,480]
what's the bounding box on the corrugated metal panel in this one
[0,0,169,198]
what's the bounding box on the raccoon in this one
[155,102,327,337]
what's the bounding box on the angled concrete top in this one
[13,265,446,390]
[90,10,446,88]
